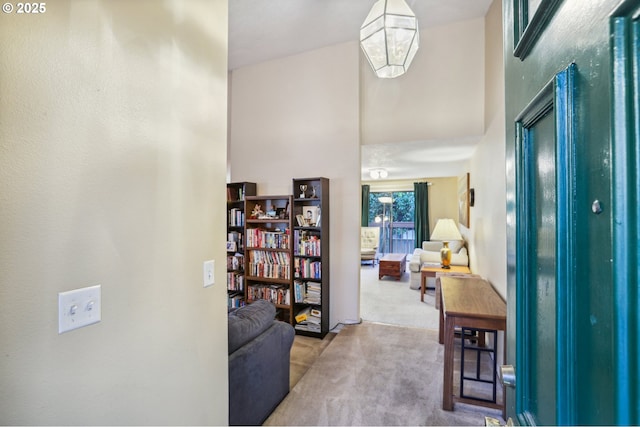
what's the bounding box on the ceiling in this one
[228,0,493,181]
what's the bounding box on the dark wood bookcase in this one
[226,182,256,308]
[292,177,330,338]
[243,195,294,324]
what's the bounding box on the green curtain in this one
[414,182,430,247]
[361,185,370,227]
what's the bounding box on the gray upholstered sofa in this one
[408,240,469,289]
[228,300,295,426]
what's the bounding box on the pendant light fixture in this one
[360,0,419,79]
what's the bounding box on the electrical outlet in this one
[204,260,215,287]
[58,285,101,334]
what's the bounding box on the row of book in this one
[294,258,321,279]
[227,187,246,202]
[226,253,244,271]
[228,208,245,227]
[294,233,321,256]
[294,280,321,304]
[248,263,291,280]
[294,306,322,333]
[248,284,290,306]
[227,272,244,292]
[248,250,290,265]
[227,292,245,308]
[246,228,290,249]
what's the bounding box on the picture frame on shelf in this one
[226,241,237,252]
[296,214,305,227]
[303,205,319,226]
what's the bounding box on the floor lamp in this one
[377,196,393,255]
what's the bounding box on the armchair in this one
[361,226,380,266]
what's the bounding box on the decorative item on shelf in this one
[299,184,307,199]
[303,205,320,227]
[251,204,263,219]
[311,186,317,198]
[430,218,463,269]
[369,168,388,180]
[360,0,419,79]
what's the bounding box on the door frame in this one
[514,64,577,425]
[611,4,640,423]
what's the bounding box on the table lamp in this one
[430,219,463,269]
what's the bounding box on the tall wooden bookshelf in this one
[243,195,294,324]
[292,177,330,338]
[226,182,256,308]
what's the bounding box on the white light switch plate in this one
[58,285,101,334]
[204,260,215,287]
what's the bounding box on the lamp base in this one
[440,242,452,269]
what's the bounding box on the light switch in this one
[58,285,101,334]
[204,260,215,287]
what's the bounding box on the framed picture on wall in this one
[458,173,470,228]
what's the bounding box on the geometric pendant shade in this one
[360,0,419,78]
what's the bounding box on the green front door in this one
[504,0,640,424]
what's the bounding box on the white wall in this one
[0,1,229,424]
[361,17,485,146]
[229,42,362,326]
[464,0,507,300]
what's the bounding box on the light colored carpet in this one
[265,322,504,426]
[360,263,440,330]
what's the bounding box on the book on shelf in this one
[248,250,291,280]
[226,253,244,271]
[228,292,245,308]
[294,258,321,279]
[227,187,245,202]
[246,228,290,249]
[228,208,245,227]
[295,231,321,256]
[226,272,244,292]
[293,280,321,304]
[295,306,322,332]
[247,283,290,305]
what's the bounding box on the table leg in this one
[439,292,444,344]
[443,315,455,411]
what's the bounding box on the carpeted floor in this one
[265,322,504,426]
[359,262,439,329]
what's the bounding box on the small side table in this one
[420,265,471,302]
[379,253,407,280]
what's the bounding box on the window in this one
[368,191,415,256]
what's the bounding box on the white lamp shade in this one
[430,219,463,241]
[360,0,419,79]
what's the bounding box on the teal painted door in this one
[504,0,640,424]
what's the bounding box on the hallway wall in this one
[0,1,229,424]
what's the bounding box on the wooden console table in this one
[378,253,406,280]
[439,276,506,416]
[420,265,470,302]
